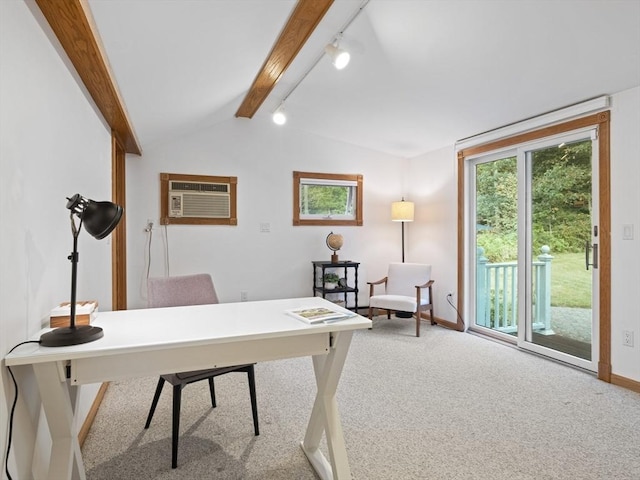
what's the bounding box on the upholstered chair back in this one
[147,273,218,308]
[386,263,432,300]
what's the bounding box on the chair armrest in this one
[415,280,434,289]
[368,277,388,296]
[415,280,434,306]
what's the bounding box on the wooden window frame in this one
[160,172,237,226]
[293,171,363,226]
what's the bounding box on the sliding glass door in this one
[471,130,599,371]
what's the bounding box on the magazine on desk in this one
[286,306,356,324]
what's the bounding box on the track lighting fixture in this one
[272,106,287,125]
[269,0,369,125]
[324,43,350,70]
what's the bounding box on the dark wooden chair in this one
[144,274,259,468]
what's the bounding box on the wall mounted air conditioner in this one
[168,180,230,218]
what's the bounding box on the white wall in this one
[1,1,114,477]
[610,86,640,381]
[126,120,407,311]
[407,146,460,324]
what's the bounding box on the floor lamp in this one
[40,194,123,347]
[391,198,414,262]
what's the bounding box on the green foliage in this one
[531,140,592,252]
[300,185,351,215]
[477,231,518,262]
[475,157,517,234]
[475,139,592,256]
[323,272,340,283]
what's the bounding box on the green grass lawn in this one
[550,252,591,308]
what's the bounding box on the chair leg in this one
[386,309,391,319]
[144,377,165,429]
[429,286,436,325]
[416,306,421,337]
[247,366,260,436]
[208,377,217,408]
[171,384,182,469]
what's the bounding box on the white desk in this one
[5,297,371,480]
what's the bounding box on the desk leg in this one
[301,331,353,480]
[33,362,86,480]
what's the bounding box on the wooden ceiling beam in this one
[235,0,334,119]
[35,0,142,155]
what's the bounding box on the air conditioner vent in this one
[170,182,228,194]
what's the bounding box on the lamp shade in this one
[391,200,414,222]
[67,194,123,239]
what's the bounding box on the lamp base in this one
[40,325,104,347]
[395,311,413,318]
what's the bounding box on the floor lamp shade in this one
[391,200,415,222]
[39,194,123,347]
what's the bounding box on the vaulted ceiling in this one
[86,0,640,159]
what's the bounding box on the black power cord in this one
[4,340,41,480]
[446,293,466,330]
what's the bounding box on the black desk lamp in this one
[40,194,123,347]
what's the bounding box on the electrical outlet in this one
[447,291,454,298]
[144,219,154,232]
[240,291,248,302]
[623,330,634,347]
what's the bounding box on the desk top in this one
[5,297,371,366]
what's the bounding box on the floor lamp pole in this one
[401,221,406,263]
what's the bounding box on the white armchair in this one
[368,263,435,337]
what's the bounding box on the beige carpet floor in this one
[82,316,640,479]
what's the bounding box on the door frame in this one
[112,132,127,311]
[457,111,611,381]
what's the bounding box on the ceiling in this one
[87,0,640,159]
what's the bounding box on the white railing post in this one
[476,247,488,327]
[537,245,553,332]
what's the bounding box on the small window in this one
[293,171,363,226]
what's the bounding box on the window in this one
[293,171,363,226]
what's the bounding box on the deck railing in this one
[476,246,553,333]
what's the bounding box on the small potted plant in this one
[323,272,340,289]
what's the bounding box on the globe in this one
[326,232,343,252]
[326,232,343,263]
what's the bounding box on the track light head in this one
[272,106,287,125]
[324,44,350,70]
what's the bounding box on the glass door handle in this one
[585,240,598,270]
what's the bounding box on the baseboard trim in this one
[79,382,109,447]
[610,373,640,393]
